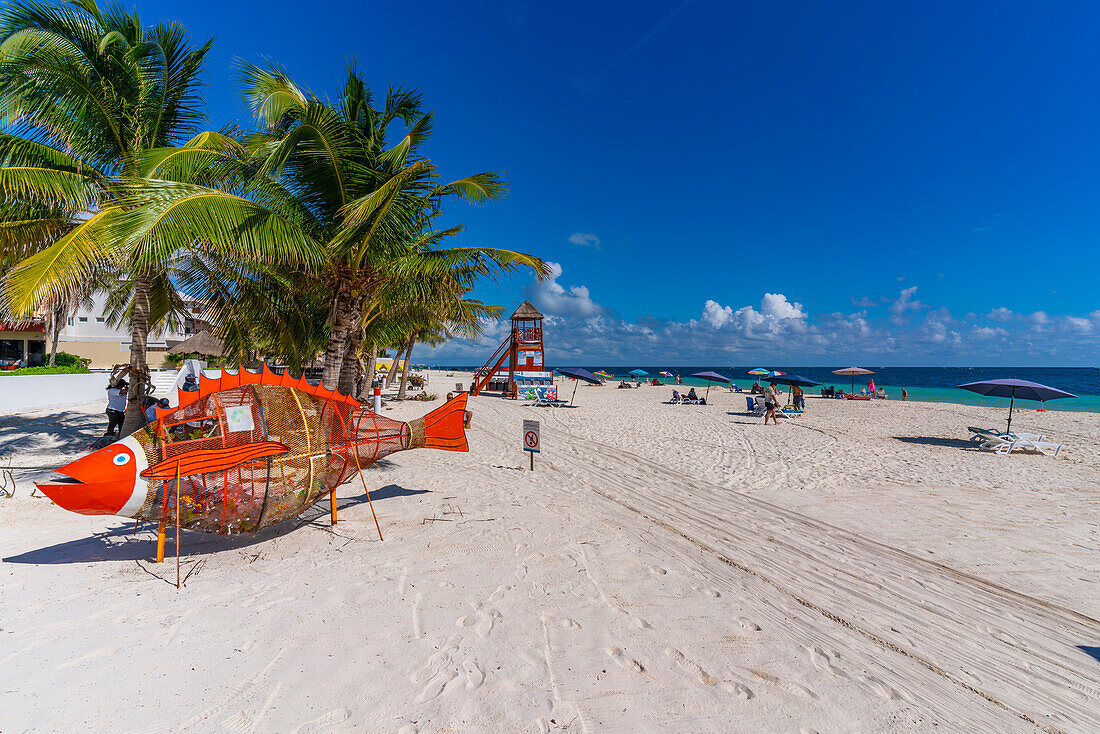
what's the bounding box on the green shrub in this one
[52,351,91,368]
[1,364,91,376]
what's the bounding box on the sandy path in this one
[1,378,1098,732]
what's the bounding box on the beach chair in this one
[967,426,1044,443]
[747,395,766,415]
[669,390,687,404]
[980,435,1063,457]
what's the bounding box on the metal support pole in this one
[1007,388,1015,434]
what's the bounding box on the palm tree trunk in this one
[322,283,356,390]
[121,273,152,436]
[365,344,378,394]
[397,339,415,399]
[337,333,361,395]
[46,302,57,367]
[49,307,61,366]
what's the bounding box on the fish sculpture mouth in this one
[35,435,148,517]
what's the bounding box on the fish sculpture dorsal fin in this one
[157,364,361,420]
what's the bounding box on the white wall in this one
[0,370,178,415]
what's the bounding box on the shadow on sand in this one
[2,483,426,565]
[892,436,978,450]
[0,408,106,458]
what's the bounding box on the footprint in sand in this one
[416,668,458,703]
[808,646,848,679]
[691,585,721,598]
[463,659,485,691]
[290,708,350,734]
[632,617,652,630]
[736,617,761,631]
[488,584,511,603]
[648,566,667,575]
[606,647,644,673]
[665,647,716,686]
[721,681,754,700]
[549,617,581,629]
[411,643,458,684]
[856,673,902,701]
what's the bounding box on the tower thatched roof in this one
[510,300,543,320]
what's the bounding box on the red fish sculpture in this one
[37,366,468,534]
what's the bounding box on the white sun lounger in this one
[980,435,1063,457]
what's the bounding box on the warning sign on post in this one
[522,419,540,453]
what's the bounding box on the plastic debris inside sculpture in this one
[37,365,468,539]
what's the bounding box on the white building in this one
[1,291,208,369]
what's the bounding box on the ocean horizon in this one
[423,365,1100,413]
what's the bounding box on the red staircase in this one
[470,335,513,396]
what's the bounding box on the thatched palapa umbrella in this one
[167,330,225,358]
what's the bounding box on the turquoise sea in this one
[435,365,1100,413]
[595,366,1100,413]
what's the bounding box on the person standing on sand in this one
[763,382,781,425]
[792,384,804,410]
[105,381,127,436]
[902,388,908,401]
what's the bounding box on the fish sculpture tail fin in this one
[407,393,469,452]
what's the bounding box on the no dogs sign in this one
[522,419,540,453]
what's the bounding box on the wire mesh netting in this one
[133,385,410,534]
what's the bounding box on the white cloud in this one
[701,299,734,328]
[889,286,925,324]
[987,307,1013,322]
[1065,316,1093,333]
[693,293,807,338]
[761,292,806,321]
[972,325,1008,339]
[567,232,601,248]
[524,262,601,318]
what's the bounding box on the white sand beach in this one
[1,373,1098,733]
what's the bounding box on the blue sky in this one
[144,0,1100,365]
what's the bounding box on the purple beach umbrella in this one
[691,371,731,401]
[557,367,602,405]
[957,378,1077,433]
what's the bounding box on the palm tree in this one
[0,0,213,432]
[130,63,549,392]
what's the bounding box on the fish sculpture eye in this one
[112,453,131,466]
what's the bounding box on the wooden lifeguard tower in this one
[471,301,547,396]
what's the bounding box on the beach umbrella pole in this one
[570,380,578,406]
[1007,388,1015,434]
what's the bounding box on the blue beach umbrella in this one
[558,367,602,405]
[628,369,649,379]
[957,378,1076,434]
